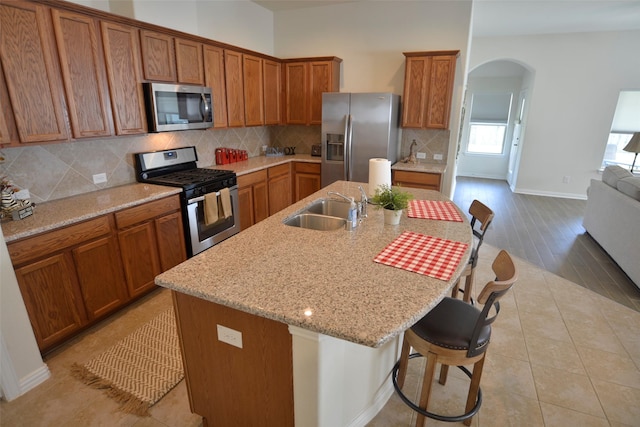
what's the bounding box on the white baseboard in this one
[0,336,50,401]
[514,188,587,200]
[347,378,395,427]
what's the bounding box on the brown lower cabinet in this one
[392,169,443,192]
[7,195,186,353]
[237,169,269,230]
[293,162,321,202]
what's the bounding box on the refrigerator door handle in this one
[345,114,353,180]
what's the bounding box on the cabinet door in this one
[401,56,430,128]
[284,62,307,125]
[73,236,128,320]
[425,55,456,129]
[392,170,442,192]
[140,30,176,82]
[263,59,281,125]
[52,10,114,138]
[101,21,147,135]
[308,61,337,125]
[238,185,254,231]
[176,38,204,85]
[15,253,87,351]
[118,222,161,298]
[0,1,69,143]
[0,64,19,147]
[243,55,264,126]
[268,164,291,215]
[294,163,321,202]
[204,45,228,128]
[253,180,270,225]
[225,50,245,127]
[155,211,187,271]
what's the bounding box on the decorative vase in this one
[383,208,402,225]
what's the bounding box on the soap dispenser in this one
[348,197,358,231]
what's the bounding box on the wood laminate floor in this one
[452,177,640,312]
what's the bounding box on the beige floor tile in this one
[488,325,529,362]
[478,388,544,427]
[531,364,605,418]
[564,316,628,355]
[577,345,640,389]
[525,334,586,375]
[591,378,640,426]
[539,402,609,427]
[482,352,537,399]
[149,380,202,427]
[519,308,572,343]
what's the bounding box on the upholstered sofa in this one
[583,165,640,288]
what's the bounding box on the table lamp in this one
[623,133,640,172]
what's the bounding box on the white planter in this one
[383,209,402,225]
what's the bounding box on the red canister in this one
[229,149,237,163]
[215,148,229,165]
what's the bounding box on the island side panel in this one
[172,291,294,427]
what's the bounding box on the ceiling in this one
[251,0,640,37]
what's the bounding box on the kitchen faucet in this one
[358,186,368,218]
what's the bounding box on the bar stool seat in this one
[393,250,518,426]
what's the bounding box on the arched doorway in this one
[457,60,534,191]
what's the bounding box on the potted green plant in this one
[370,184,413,225]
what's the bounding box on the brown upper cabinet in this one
[401,51,459,129]
[175,38,204,85]
[243,54,265,126]
[224,49,245,127]
[140,30,177,82]
[263,59,282,125]
[101,21,148,135]
[52,9,114,138]
[203,45,228,128]
[284,58,341,125]
[0,1,70,144]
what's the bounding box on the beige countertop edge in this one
[391,162,447,174]
[156,181,472,348]
[211,154,320,175]
[2,184,182,243]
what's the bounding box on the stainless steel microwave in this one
[143,82,213,132]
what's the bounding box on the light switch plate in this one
[217,324,243,348]
[93,173,107,184]
[416,152,426,159]
[433,154,443,160]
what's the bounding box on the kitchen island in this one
[155,181,472,427]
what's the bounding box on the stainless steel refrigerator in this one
[321,92,401,187]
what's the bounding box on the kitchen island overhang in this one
[156,180,472,427]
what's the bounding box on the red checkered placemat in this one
[407,200,464,222]
[373,231,469,281]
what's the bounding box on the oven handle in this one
[187,186,236,205]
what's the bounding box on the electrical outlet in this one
[416,152,426,159]
[433,154,443,160]
[217,324,243,348]
[93,173,107,184]
[562,175,571,184]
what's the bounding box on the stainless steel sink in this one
[302,198,352,219]
[283,213,347,231]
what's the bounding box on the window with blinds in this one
[467,92,513,155]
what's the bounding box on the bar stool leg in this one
[462,269,476,303]
[416,352,438,427]
[396,334,412,389]
[464,355,486,426]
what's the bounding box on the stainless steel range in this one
[134,146,240,257]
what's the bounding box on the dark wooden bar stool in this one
[451,199,494,303]
[393,250,518,426]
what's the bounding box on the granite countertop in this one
[391,161,447,174]
[155,180,471,348]
[212,154,320,175]
[1,183,182,243]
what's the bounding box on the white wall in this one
[271,1,473,195]
[457,75,524,179]
[0,228,49,401]
[68,0,275,55]
[470,30,640,198]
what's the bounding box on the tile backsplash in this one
[0,125,448,204]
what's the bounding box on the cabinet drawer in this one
[294,162,320,174]
[268,163,290,178]
[115,195,180,229]
[393,170,442,191]
[237,169,267,187]
[8,215,112,266]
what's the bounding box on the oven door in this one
[185,185,241,257]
